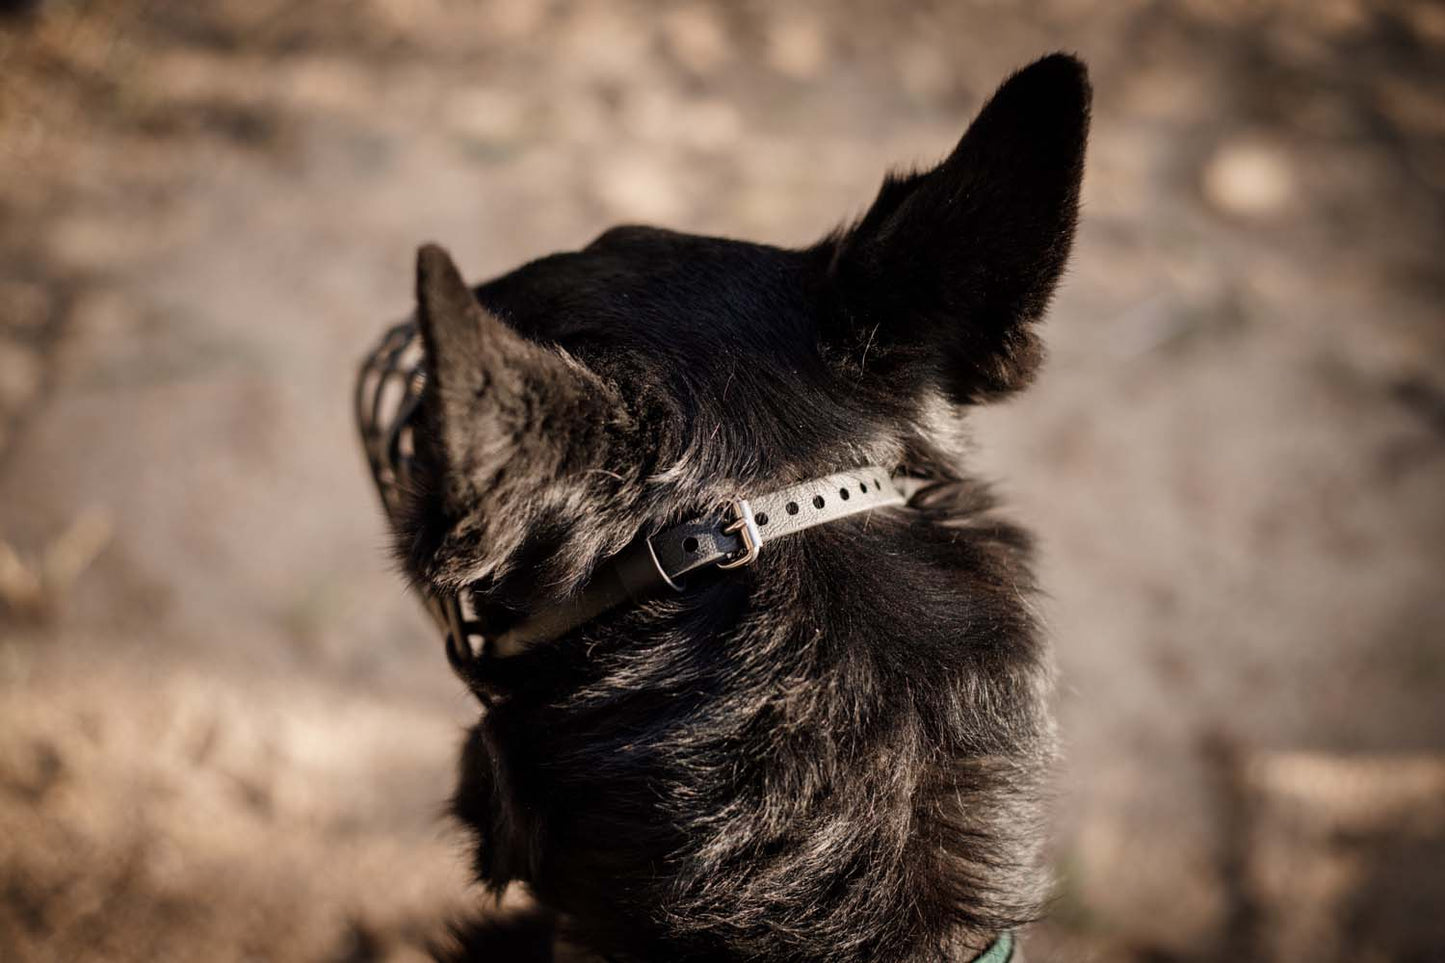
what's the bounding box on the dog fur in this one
[392,53,1090,963]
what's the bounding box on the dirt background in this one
[2,1,1443,961]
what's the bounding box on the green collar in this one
[973,932,1014,963]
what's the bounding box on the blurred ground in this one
[1,1,1443,961]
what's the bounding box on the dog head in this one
[403,53,1086,602]
[396,53,1089,962]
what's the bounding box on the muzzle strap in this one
[485,466,906,658]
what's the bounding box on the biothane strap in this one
[458,466,907,660]
[652,465,905,578]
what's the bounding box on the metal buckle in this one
[434,588,485,670]
[717,497,763,569]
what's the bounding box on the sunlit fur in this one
[397,54,1090,963]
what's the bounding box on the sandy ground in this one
[1,2,1443,961]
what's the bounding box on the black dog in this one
[390,53,1089,963]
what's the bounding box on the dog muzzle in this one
[356,320,907,679]
[353,320,483,674]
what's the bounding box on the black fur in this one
[397,54,1090,963]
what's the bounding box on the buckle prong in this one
[717,498,763,569]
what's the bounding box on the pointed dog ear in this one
[821,53,1091,404]
[415,242,492,407]
[415,242,575,504]
[411,244,619,584]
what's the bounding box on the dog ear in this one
[821,53,1090,404]
[412,244,617,584]
[415,243,579,501]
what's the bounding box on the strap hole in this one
[858,482,867,493]
[683,536,699,553]
[786,501,799,515]
[839,487,850,500]
[756,512,769,526]
[812,495,825,509]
